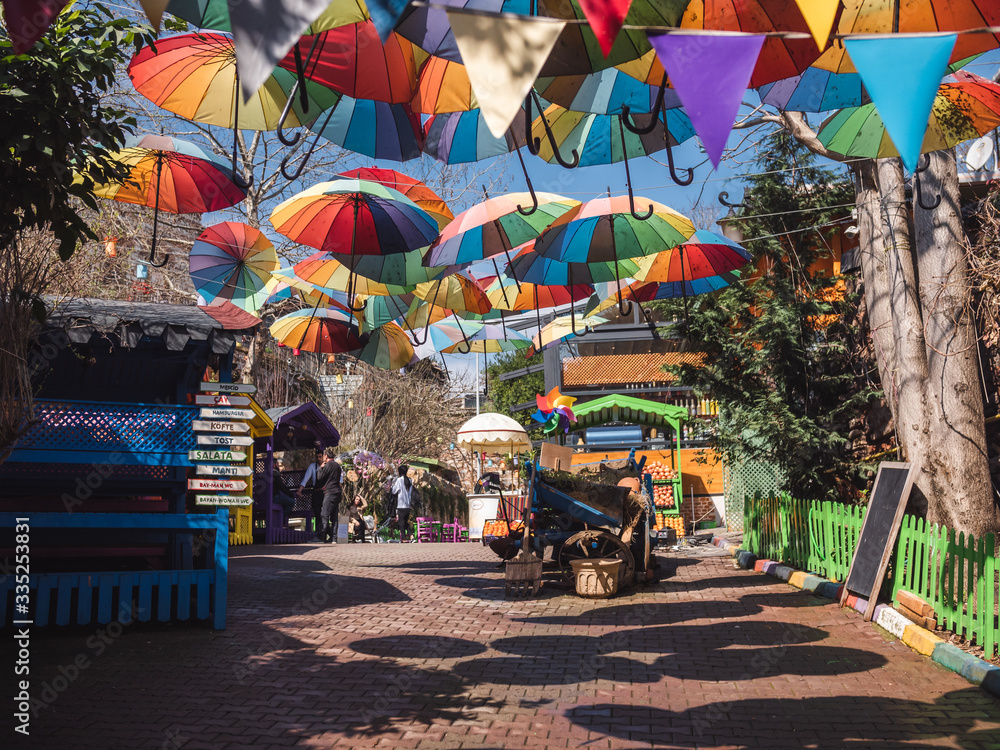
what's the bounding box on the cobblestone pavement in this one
[7,541,1000,749]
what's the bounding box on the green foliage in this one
[485,349,544,426]
[667,131,875,502]
[0,5,155,258]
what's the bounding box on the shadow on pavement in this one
[512,599,764,626]
[565,689,1000,748]
[348,635,487,658]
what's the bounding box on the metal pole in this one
[475,353,481,415]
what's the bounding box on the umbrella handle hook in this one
[276,82,304,147]
[514,147,538,216]
[618,115,653,221]
[531,91,579,169]
[482,358,488,397]
[148,161,169,268]
[620,74,667,136]
[611,253,634,318]
[524,93,540,156]
[914,154,941,210]
[719,190,749,209]
[567,266,590,338]
[661,95,693,186]
[281,98,340,181]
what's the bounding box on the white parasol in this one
[457,412,531,452]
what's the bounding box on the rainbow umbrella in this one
[507,246,648,286]
[356,293,417,331]
[532,104,695,167]
[338,247,448,287]
[442,324,532,354]
[339,167,453,230]
[529,314,610,353]
[277,255,415,298]
[817,75,1000,160]
[269,268,359,314]
[485,265,594,312]
[426,193,579,269]
[423,317,485,352]
[309,96,424,163]
[413,273,492,315]
[270,308,365,353]
[92,134,247,267]
[423,107,527,164]
[128,33,340,131]
[586,272,741,317]
[166,0,368,33]
[411,55,478,115]
[271,179,438,257]
[351,321,416,369]
[189,222,279,312]
[534,67,681,115]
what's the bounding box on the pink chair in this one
[415,517,435,543]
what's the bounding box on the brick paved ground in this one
[7,541,1000,749]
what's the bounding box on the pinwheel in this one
[270,307,365,354]
[91,134,247,267]
[189,222,279,313]
[530,387,577,434]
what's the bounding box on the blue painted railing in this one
[8,399,198,466]
[0,511,228,629]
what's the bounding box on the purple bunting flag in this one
[647,33,765,168]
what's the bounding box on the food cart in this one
[456,412,531,539]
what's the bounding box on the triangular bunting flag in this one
[577,0,633,58]
[448,11,566,138]
[647,33,765,168]
[845,34,957,172]
[793,0,839,51]
[2,0,70,53]
[230,0,333,101]
[139,0,170,30]
[366,0,411,43]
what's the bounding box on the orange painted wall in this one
[571,448,724,497]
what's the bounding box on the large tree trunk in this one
[912,150,994,535]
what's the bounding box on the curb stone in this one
[710,535,1000,700]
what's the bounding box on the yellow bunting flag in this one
[794,0,840,51]
[447,11,566,138]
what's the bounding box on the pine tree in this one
[668,131,875,501]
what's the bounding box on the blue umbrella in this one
[310,96,423,162]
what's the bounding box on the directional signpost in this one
[190,382,257,508]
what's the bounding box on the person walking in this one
[391,464,413,542]
[316,448,343,543]
[299,450,323,539]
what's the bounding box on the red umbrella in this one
[338,167,454,230]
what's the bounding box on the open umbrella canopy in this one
[166,0,368,33]
[508,245,648,286]
[485,247,594,311]
[534,195,696,264]
[413,272,492,314]
[634,229,752,284]
[442,324,531,353]
[423,107,527,164]
[534,67,682,115]
[270,307,365,353]
[356,293,417,331]
[530,313,609,352]
[339,167,454,230]
[279,254,416,297]
[91,134,246,212]
[533,104,695,167]
[278,23,419,103]
[586,272,741,316]
[351,321,416,369]
[128,33,340,130]
[411,55,479,115]
[189,222,279,312]
[309,96,425,163]
[337,246,448,286]
[270,179,440,257]
[817,72,1000,159]
[426,193,579,268]
[423,316,486,352]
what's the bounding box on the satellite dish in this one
[965,135,994,171]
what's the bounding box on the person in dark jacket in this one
[316,447,343,543]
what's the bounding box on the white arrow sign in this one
[194,494,253,507]
[192,420,250,433]
[196,465,253,477]
[188,478,248,492]
[197,435,254,447]
[200,381,257,394]
[194,394,251,407]
[199,407,255,420]
[189,449,247,462]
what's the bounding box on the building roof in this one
[265,402,340,451]
[562,352,706,387]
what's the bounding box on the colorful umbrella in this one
[356,293,417,331]
[586,272,741,317]
[91,134,247,267]
[635,230,751,284]
[270,179,439,258]
[278,23,419,104]
[278,255,416,298]
[423,317,485,352]
[507,246,649,286]
[413,273,492,315]
[442,324,532,354]
[309,96,424,163]
[189,222,280,312]
[269,269,359,315]
[534,195,696,264]
[411,55,478,115]
[532,104,695,167]
[340,247,448,287]
[128,33,340,131]
[339,167,454,230]
[351,321,416,369]
[530,314,609,353]
[485,274,594,312]
[166,0,369,34]
[270,308,365,353]
[534,67,681,115]
[423,107,527,164]
[817,73,1000,160]
[814,0,1000,75]
[426,193,579,268]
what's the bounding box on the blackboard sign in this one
[840,462,915,621]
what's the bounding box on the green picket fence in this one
[743,494,1000,659]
